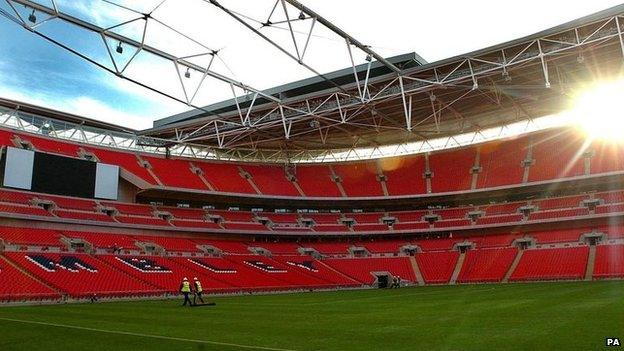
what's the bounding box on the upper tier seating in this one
[510,247,589,281]
[429,148,475,193]
[528,130,586,182]
[143,156,206,190]
[477,137,528,188]
[589,140,624,174]
[87,147,157,185]
[194,162,256,194]
[457,248,517,283]
[242,165,300,196]
[2,127,623,199]
[380,156,427,196]
[332,162,384,197]
[293,165,341,197]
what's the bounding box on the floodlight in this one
[28,10,36,23]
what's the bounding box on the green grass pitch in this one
[1,281,623,350]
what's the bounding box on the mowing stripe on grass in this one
[0,317,297,351]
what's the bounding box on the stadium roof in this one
[139,3,624,156]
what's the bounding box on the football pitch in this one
[0,281,623,350]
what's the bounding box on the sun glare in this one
[571,79,624,142]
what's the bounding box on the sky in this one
[0,0,622,130]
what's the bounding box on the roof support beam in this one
[7,0,280,104]
[282,0,401,73]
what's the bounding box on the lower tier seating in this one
[593,245,624,279]
[0,256,60,301]
[4,252,158,297]
[510,247,589,281]
[416,251,459,284]
[323,257,415,284]
[457,248,517,283]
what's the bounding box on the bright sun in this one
[570,79,624,141]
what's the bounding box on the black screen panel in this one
[31,152,96,198]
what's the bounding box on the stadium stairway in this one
[502,249,523,283]
[0,253,64,297]
[238,166,262,195]
[408,256,425,286]
[190,162,216,191]
[136,155,164,186]
[449,252,466,285]
[584,245,597,281]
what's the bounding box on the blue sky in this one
[0,0,622,130]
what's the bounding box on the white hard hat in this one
[193,277,198,280]
[183,277,188,281]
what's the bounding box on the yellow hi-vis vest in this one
[181,281,191,293]
[195,281,203,293]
